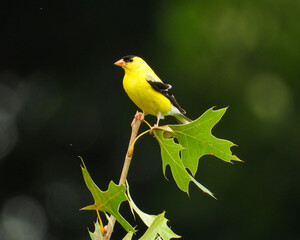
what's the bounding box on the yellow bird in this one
[114,55,191,126]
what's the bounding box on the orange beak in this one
[114,59,126,67]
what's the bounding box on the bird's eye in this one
[129,59,133,62]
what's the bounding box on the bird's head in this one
[114,55,147,72]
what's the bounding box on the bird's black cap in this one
[123,55,135,62]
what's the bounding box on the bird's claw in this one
[150,124,158,134]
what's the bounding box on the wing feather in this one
[146,74,186,114]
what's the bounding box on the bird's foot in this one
[150,124,158,134]
[131,111,145,126]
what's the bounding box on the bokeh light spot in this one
[45,180,83,227]
[18,71,62,131]
[0,111,18,161]
[0,73,24,162]
[0,196,47,240]
[246,73,292,122]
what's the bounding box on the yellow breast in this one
[123,72,171,116]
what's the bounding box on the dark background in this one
[0,1,299,240]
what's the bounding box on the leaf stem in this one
[128,129,151,157]
[96,210,105,235]
[104,113,143,239]
[143,119,152,128]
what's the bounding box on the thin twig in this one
[104,112,143,240]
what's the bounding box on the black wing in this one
[146,75,186,114]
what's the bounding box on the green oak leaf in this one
[139,212,165,240]
[89,220,103,240]
[122,213,165,240]
[127,182,181,239]
[123,231,134,240]
[170,107,241,175]
[153,107,241,196]
[153,130,214,197]
[80,160,135,233]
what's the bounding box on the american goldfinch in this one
[114,55,191,126]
